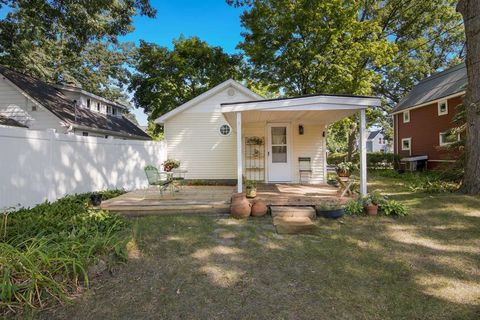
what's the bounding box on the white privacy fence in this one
[0,127,167,209]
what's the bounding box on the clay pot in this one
[366,204,378,216]
[251,200,268,217]
[230,193,251,218]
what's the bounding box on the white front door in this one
[267,123,292,182]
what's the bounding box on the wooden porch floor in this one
[100,183,344,216]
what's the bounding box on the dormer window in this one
[403,110,410,123]
[438,100,448,115]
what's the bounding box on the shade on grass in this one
[39,173,480,319]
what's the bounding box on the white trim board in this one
[221,95,380,113]
[392,92,465,115]
[155,79,263,124]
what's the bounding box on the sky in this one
[122,1,245,125]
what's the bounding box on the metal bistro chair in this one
[144,165,173,197]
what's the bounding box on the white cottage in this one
[156,79,380,196]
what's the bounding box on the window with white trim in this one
[401,138,411,151]
[439,131,459,146]
[438,100,448,115]
[403,110,410,123]
[219,124,231,136]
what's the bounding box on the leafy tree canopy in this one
[129,36,243,134]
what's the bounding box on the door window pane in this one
[271,127,286,144]
[272,146,287,163]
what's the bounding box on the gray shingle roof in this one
[367,130,381,140]
[0,114,28,128]
[392,63,467,113]
[0,65,150,140]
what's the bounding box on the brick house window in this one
[401,138,411,151]
[403,110,410,123]
[439,131,459,146]
[438,100,448,115]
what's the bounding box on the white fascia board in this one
[155,79,263,124]
[221,95,380,113]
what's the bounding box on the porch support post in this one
[359,108,367,196]
[236,112,243,193]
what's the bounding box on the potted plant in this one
[363,191,384,216]
[162,159,180,172]
[245,180,257,198]
[90,192,102,206]
[336,161,356,179]
[316,200,345,219]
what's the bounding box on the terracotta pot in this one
[251,200,268,217]
[366,204,378,216]
[231,192,245,201]
[230,194,251,218]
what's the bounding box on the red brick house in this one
[392,63,466,170]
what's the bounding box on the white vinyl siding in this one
[164,86,253,180]
[291,122,325,184]
[0,76,64,132]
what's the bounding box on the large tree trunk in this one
[457,0,480,194]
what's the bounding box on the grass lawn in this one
[39,172,480,319]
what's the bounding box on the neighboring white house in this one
[156,79,381,196]
[0,65,150,140]
[367,130,391,153]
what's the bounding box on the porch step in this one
[270,206,317,234]
[270,206,316,220]
[273,216,316,234]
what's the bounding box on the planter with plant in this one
[363,191,384,216]
[245,180,257,198]
[90,192,102,206]
[162,159,180,172]
[316,200,345,219]
[336,161,356,179]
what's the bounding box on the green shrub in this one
[0,190,128,315]
[344,199,364,215]
[409,179,459,193]
[381,200,407,217]
[367,152,400,169]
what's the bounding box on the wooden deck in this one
[100,183,343,216]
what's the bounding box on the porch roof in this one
[221,93,381,125]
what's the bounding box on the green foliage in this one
[363,190,385,206]
[344,199,364,215]
[245,180,257,188]
[0,191,128,314]
[327,153,347,166]
[336,162,356,176]
[129,37,243,132]
[367,152,400,169]
[409,179,460,194]
[381,200,407,217]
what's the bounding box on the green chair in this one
[144,165,173,197]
